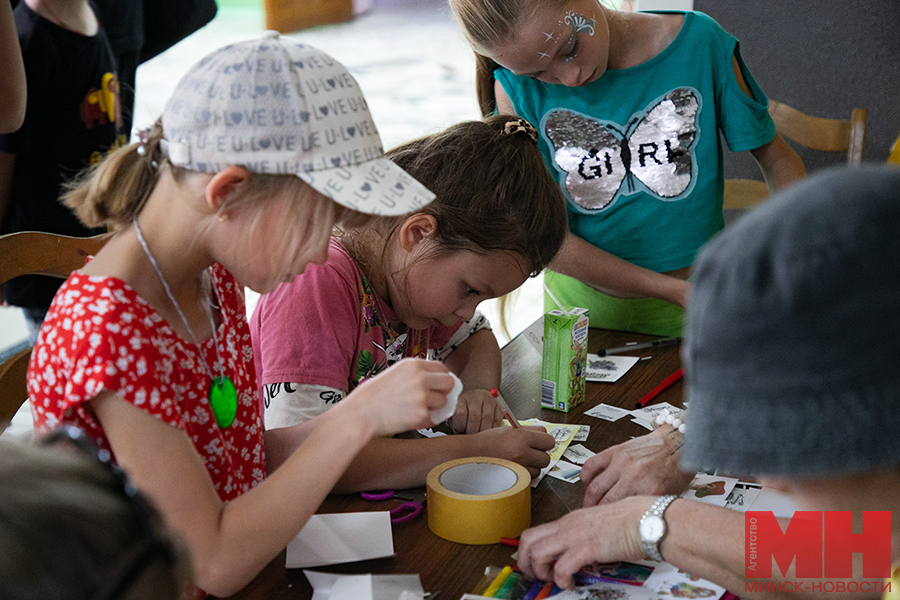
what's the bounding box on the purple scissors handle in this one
[390,501,423,524]
[360,489,395,501]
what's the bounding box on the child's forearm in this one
[550,233,690,307]
[331,433,495,492]
[442,328,501,391]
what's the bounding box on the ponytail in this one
[475,53,502,118]
[63,118,168,229]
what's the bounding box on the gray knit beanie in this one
[681,165,900,477]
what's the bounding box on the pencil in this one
[596,336,682,357]
[635,368,684,408]
[490,388,520,429]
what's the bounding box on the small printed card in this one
[681,473,739,507]
[584,403,631,422]
[585,354,640,383]
[724,482,762,513]
[547,461,582,483]
[563,444,596,465]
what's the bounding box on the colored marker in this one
[494,572,520,599]
[533,581,554,600]
[596,336,682,357]
[499,537,520,547]
[490,388,520,429]
[483,566,513,597]
[523,581,545,600]
[635,367,684,408]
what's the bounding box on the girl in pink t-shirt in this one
[253,116,570,491]
[27,35,456,598]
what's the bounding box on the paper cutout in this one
[287,512,394,568]
[304,570,425,600]
[585,354,640,382]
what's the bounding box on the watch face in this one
[640,515,666,541]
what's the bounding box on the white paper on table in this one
[547,461,582,483]
[748,487,799,518]
[572,425,590,442]
[584,403,631,422]
[304,571,425,600]
[563,443,596,465]
[521,418,580,487]
[681,473,739,507]
[631,417,655,431]
[585,354,640,382]
[630,401,678,424]
[724,482,763,513]
[287,512,394,568]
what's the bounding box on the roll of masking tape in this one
[426,457,530,545]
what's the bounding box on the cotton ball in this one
[430,372,463,425]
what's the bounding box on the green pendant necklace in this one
[134,215,237,428]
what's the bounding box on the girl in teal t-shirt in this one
[449,0,806,336]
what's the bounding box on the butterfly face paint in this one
[543,87,700,212]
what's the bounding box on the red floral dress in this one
[28,264,265,501]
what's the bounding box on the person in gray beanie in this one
[515,165,900,597]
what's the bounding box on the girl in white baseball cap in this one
[27,33,452,598]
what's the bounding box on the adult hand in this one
[518,496,653,589]
[348,358,454,437]
[449,388,503,434]
[474,425,555,478]
[581,425,694,507]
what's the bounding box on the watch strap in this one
[640,494,678,562]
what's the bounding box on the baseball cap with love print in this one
[161,31,434,216]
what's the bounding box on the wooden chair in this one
[723,100,868,211]
[0,231,110,431]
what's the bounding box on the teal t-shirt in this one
[495,11,775,272]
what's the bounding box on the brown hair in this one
[343,115,567,283]
[0,438,188,599]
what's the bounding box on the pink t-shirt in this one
[28,265,265,502]
[250,239,461,418]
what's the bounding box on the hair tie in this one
[503,118,538,144]
[135,128,159,169]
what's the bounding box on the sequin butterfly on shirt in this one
[543,87,700,212]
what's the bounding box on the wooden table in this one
[224,329,684,600]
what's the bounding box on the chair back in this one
[0,232,110,432]
[723,101,868,211]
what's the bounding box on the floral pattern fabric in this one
[28,265,265,502]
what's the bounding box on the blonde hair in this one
[62,117,370,264]
[0,438,188,599]
[448,0,616,115]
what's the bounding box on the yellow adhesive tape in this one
[426,457,531,545]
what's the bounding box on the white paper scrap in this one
[287,512,394,568]
[584,403,630,422]
[563,444,596,465]
[304,571,425,600]
[585,354,640,382]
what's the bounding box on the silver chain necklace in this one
[132,215,237,428]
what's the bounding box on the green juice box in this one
[541,308,589,412]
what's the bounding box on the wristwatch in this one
[639,495,678,562]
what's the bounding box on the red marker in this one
[635,368,684,408]
[490,388,520,429]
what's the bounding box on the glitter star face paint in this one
[491,0,610,87]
